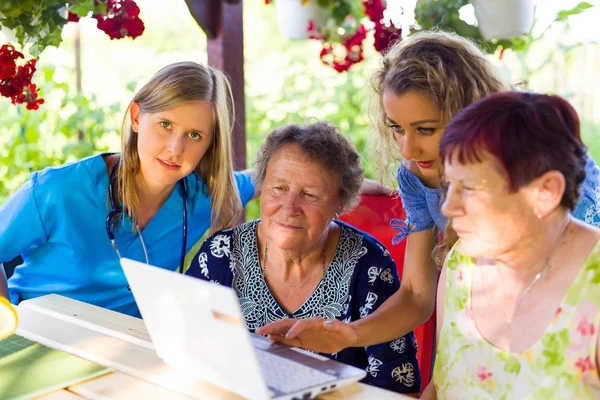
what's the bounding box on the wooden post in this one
[184,0,246,171]
[74,22,84,141]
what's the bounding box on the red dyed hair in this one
[440,92,587,210]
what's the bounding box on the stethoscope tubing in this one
[106,156,188,280]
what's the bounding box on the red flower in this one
[318,24,367,73]
[363,0,402,53]
[0,44,23,81]
[67,12,81,22]
[373,24,401,53]
[122,17,145,39]
[0,47,44,110]
[14,84,45,110]
[94,0,145,40]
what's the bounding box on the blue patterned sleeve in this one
[185,229,234,286]
[572,153,600,227]
[354,248,421,394]
[391,165,436,245]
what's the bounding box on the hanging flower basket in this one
[472,0,535,40]
[274,0,327,40]
[0,1,145,110]
[265,0,402,72]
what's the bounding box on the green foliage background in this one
[0,0,599,225]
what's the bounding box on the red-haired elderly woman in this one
[422,92,600,399]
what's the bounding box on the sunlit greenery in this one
[0,0,599,215]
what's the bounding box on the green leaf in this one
[126,81,138,93]
[591,270,600,284]
[70,0,95,18]
[556,2,594,22]
[449,19,482,40]
[503,357,522,374]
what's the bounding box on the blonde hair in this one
[370,30,509,262]
[114,61,242,234]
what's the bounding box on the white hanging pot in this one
[275,0,328,40]
[472,0,535,41]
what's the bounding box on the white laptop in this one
[120,258,366,400]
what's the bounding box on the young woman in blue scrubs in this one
[0,62,256,317]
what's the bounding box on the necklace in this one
[504,217,571,327]
[261,242,328,286]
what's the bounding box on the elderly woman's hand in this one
[256,317,359,354]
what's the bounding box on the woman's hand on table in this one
[256,317,359,354]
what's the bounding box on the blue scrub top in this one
[0,153,255,317]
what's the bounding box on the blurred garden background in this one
[1,0,599,220]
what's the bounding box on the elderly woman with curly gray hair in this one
[186,121,421,395]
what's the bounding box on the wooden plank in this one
[16,305,243,400]
[21,294,152,349]
[37,390,84,400]
[68,372,193,400]
[66,371,410,400]
[319,384,413,400]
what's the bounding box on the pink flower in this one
[568,302,598,352]
[477,366,493,381]
[575,356,595,373]
[576,316,596,337]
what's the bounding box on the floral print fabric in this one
[187,219,421,394]
[433,242,600,399]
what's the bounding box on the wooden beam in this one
[207,1,246,171]
[185,0,247,171]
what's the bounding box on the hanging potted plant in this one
[270,0,328,40]
[471,0,534,40]
[0,0,145,110]
[264,0,402,72]
[414,0,594,57]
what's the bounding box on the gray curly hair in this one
[253,121,364,214]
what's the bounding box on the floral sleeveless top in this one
[433,242,600,399]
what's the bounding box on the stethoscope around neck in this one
[105,157,188,282]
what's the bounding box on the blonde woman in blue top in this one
[0,62,256,317]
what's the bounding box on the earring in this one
[535,209,543,219]
[334,212,340,219]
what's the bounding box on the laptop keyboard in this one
[255,349,335,394]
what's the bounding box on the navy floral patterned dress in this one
[186,219,421,394]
